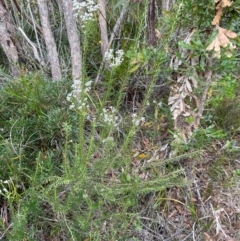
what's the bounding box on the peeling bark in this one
[61,0,82,81]
[0,0,20,76]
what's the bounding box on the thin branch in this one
[18,27,44,66]
[26,1,44,62]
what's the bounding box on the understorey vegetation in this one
[0,0,240,240]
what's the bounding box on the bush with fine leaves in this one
[0,75,76,182]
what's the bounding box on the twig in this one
[27,0,44,61]
[0,223,13,240]
[18,27,45,66]
[210,203,228,238]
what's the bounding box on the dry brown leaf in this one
[190,76,198,88]
[207,26,237,58]
[168,95,179,104]
[180,91,187,99]
[218,29,231,47]
[212,8,223,25]
[171,98,181,111]
[206,37,220,51]
[155,29,161,39]
[180,99,185,112]
[223,29,238,39]
[212,0,232,25]
[213,51,221,58]
[185,80,192,92]
[222,0,232,7]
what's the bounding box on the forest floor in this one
[1,78,240,241]
[128,129,240,241]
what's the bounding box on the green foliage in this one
[0,71,185,239]
[0,75,74,182]
[180,0,215,28]
[0,0,240,240]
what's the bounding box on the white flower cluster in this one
[131,113,145,126]
[105,49,124,67]
[67,79,93,111]
[0,179,10,184]
[0,179,10,196]
[73,0,99,26]
[100,107,120,127]
[153,100,163,107]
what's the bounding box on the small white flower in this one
[131,114,145,126]
[69,104,75,109]
[158,102,163,107]
[83,193,88,198]
[85,80,93,87]
[105,49,124,67]
[73,0,99,26]
[67,79,93,111]
[100,107,120,127]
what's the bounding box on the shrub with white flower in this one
[0,179,14,199]
[67,79,93,111]
[100,107,120,127]
[104,49,124,68]
[131,113,145,126]
[73,0,99,27]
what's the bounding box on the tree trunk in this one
[61,0,82,81]
[37,0,62,81]
[0,0,20,77]
[98,0,108,58]
[147,0,156,46]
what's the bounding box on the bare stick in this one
[18,27,44,66]
[27,0,44,61]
